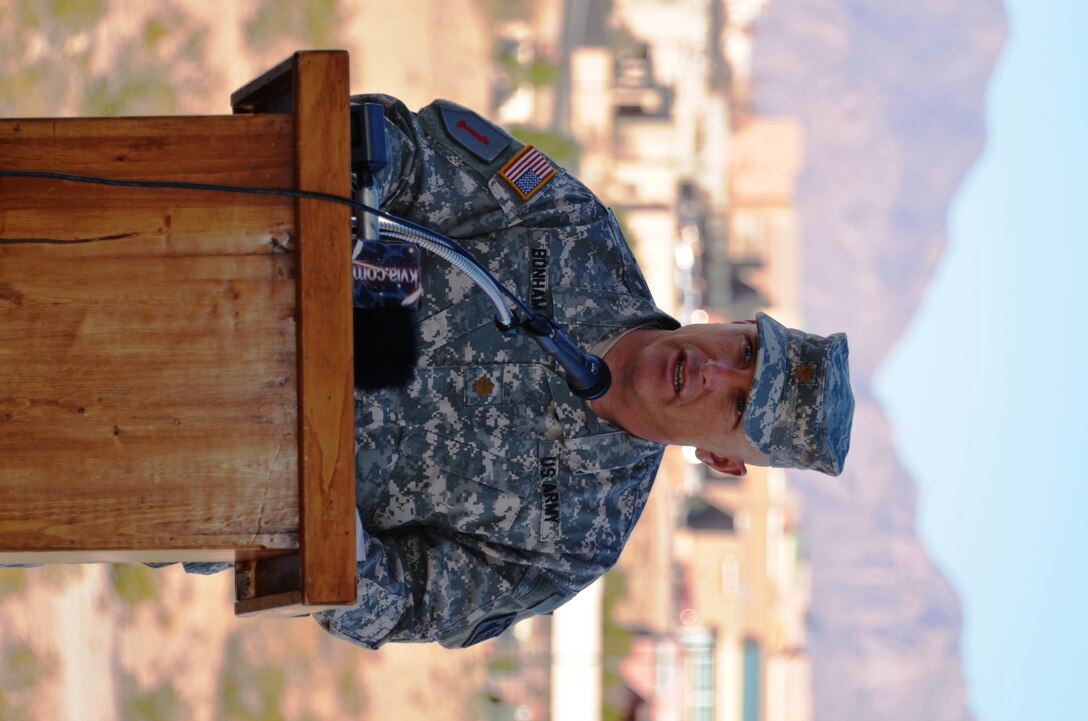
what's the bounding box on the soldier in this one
[304,96,855,649]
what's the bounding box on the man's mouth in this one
[673,353,686,394]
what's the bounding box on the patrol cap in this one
[743,312,854,475]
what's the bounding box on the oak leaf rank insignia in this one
[794,362,817,385]
[473,376,496,397]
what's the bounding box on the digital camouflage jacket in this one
[313,95,678,648]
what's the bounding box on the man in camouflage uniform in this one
[311,96,855,649]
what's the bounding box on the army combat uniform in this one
[312,95,679,649]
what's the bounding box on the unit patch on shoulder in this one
[499,145,556,200]
[439,104,512,162]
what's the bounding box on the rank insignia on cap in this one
[793,361,818,385]
[499,145,557,200]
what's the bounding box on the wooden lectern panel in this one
[0,51,356,615]
[0,114,300,556]
[230,50,357,614]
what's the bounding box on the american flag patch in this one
[499,145,556,200]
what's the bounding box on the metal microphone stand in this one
[349,101,611,400]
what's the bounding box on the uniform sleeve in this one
[355,94,612,239]
[357,93,664,310]
[312,523,571,649]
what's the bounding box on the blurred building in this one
[670,467,813,721]
[489,2,811,720]
[481,614,554,721]
[722,117,804,321]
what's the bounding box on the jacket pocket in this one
[369,428,527,535]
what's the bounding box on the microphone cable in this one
[0,169,536,315]
[0,168,611,398]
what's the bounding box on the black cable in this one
[1,168,610,397]
[0,168,360,206]
[0,168,532,316]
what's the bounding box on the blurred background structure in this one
[3,1,1084,721]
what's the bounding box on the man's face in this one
[595,322,769,474]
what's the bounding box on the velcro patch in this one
[464,613,516,647]
[440,105,512,162]
[499,146,556,200]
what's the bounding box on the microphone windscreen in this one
[352,240,420,308]
[352,239,422,391]
[353,306,419,391]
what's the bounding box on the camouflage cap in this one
[743,312,854,476]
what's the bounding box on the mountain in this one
[749,0,1007,719]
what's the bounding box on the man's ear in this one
[694,448,747,477]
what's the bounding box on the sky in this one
[872,1,1088,720]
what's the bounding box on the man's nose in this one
[701,359,752,388]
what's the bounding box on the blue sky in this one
[873,1,1088,720]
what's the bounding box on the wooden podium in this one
[0,52,357,617]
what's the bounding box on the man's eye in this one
[736,395,747,418]
[744,340,754,365]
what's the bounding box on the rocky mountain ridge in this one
[750,0,1007,719]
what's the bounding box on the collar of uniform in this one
[544,364,600,438]
[543,347,667,470]
[547,287,677,439]
[551,288,678,348]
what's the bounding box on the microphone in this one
[348,100,610,398]
[350,101,421,391]
[522,313,611,400]
[352,239,421,390]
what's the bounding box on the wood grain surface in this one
[0,113,301,557]
[289,51,356,608]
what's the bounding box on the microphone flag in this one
[352,239,422,391]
